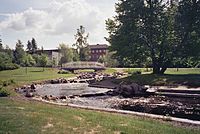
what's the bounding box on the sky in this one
[0,0,117,49]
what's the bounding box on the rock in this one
[42,95,49,100]
[62,79,69,83]
[60,96,67,99]
[31,84,36,89]
[116,83,147,98]
[25,91,34,97]
[30,88,36,92]
[15,88,19,92]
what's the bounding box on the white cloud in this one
[0,0,116,48]
[0,0,102,36]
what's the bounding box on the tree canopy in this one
[106,0,200,74]
[58,44,73,66]
[73,25,90,61]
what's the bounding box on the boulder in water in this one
[116,83,147,97]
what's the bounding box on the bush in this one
[125,69,142,75]
[0,88,10,97]
[132,70,142,75]
[58,70,71,74]
[0,63,20,71]
[0,79,15,87]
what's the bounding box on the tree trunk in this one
[160,67,167,74]
[152,61,167,75]
[153,67,167,74]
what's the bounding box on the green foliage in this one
[72,50,80,61]
[26,40,32,52]
[0,63,19,71]
[73,25,90,61]
[59,44,73,65]
[0,79,15,87]
[38,54,48,71]
[0,36,3,51]
[0,88,10,97]
[0,52,20,71]
[175,0,200,58]
[106,0,200,74]
[22,54,36,67]
[98,51,119,67]
[79,47,90,61]
[31,38,37,53]
[58,70,71,74]
[125,68,142,75]
[14,40,26,65]
[26,38,38,54]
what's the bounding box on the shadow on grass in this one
[115,74,200,88]
[29,70,44,72]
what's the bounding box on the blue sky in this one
[0,0,117,49]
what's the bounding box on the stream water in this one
[36,83,110,96]
[35,83,200,121]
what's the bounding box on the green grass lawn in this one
[0,97,199,134]
[0,67,75,96]
[0,67,200,133]
[120,68,200,87]
[0,67,75,83]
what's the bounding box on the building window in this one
[99,50,102,53]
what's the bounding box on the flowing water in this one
[35,83,200,121]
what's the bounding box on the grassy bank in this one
[0,67,74,83]
[121,68,200,87]
[0,67,75,96]
[0,98,199,134]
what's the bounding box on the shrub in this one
[125,69,142,75]
[132,70,142,75]
[0,63,20,71]
[0,79,15,87]
[58,70,71,74]
[0,88,10,97]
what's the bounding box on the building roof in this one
[88,44,108,49]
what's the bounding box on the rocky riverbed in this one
[15,72,200,121]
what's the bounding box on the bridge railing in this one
[62,61,105,69]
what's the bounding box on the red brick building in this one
[88,44,108,62]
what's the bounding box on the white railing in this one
[62,62,105,69]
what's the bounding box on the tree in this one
[73,25,90,61]
[106,0,180,74]
[58,44,73,66]
[79,47,90,61]
[26,40,32,53]
[98,51,119,67]
[14,40,26,65]
[31,38,37,53]
[72,49,80,61]
[175,0,200,59]
[38,54,48,71]
[4,45,14,63]
[0,52,19,71]
[23,54,36,73]
[0,35,3,52]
